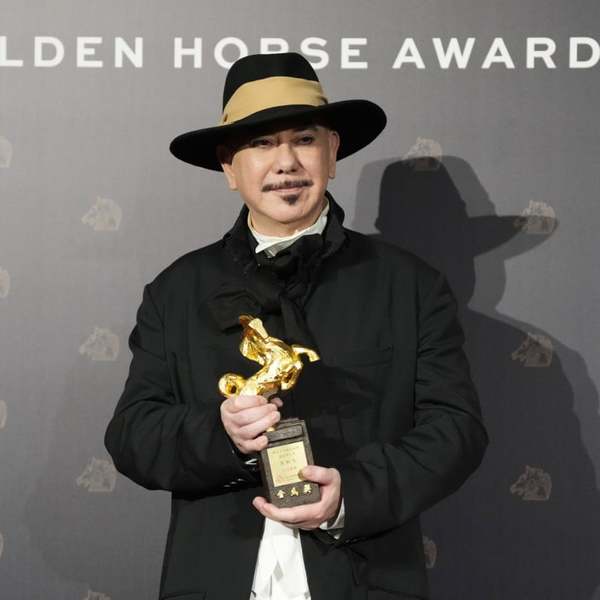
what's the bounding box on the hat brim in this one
[169,99,387,171]
[470,215,557,256]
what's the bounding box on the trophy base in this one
[259,417,321,508]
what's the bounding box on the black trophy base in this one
[258,417,321,508]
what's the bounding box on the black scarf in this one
[206,190,348,349]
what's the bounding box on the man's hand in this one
[220,394,283,454]
[252,465,342,530]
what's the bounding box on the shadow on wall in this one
[353,156,600,599]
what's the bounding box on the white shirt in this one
[246,198,346,600]
[247,199,330,257]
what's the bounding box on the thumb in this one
[300,465,333,483]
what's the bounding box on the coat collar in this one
[222,189,348,273]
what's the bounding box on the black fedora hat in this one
[169,52,387,171]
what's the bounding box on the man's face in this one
[218,121,340,236]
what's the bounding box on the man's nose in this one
[273,142,299,172]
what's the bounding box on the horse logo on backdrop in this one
[422,535,437,569]
[0,267,10,299]
[76,457,117,493]
[510,465,552,501]
[513,200,557,234]
[0,136,13,168]
[0,400,6,430]
[402,137,443,171]
[79,327,120,361]
[511,332,553,367]
[81,590,111,600]
[82,196,122,231]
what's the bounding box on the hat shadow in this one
[352,156,600,599]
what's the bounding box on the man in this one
[104,52,489,600]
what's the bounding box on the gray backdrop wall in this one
[1,1,599,599]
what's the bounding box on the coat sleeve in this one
[335,268,489,545]
[104,282,259,495]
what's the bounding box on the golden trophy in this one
[219,315,321,507]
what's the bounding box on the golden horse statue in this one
[218,314,319,399]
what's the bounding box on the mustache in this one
[263,179,313,192]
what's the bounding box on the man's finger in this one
[227,395,267,413]
[230,403,277,426]
[242,434,268,453]
[293,522,319,530]
[300,465,336,484]
[252,496,325,524]
[238,411,280,440]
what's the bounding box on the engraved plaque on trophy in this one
[218,315,321,508]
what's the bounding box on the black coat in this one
[104,195,489,600]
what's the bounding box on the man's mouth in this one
[275,186,304,193]
[273,186,307,205]
[265,180,312,193]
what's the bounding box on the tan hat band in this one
[219,76,328,126]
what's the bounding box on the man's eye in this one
[298,136,315,144]
[250,138,271,147]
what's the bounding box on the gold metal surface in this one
[218,314,319,399]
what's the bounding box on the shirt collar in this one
[222,189,348,276]
[247,199,330,257]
